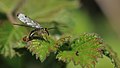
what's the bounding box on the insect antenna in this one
[47,27,56,30]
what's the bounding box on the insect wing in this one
[17,13,42,28]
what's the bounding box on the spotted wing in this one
[17,13,43,28]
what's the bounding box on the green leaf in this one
[0,21,26,57]
[25,36,56,62]
[57,33,105,68]
[55,36,71,48]
[25,35,71,62]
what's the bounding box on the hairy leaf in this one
[25,35,70,62]
[25,36,56,62]
[57,33,105,68]
[0,21,26,57]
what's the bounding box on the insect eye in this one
[16,13,19,16]
[25,15,27,17]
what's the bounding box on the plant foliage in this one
[23,33,107,68]
[56,33,104,68]
[0,21,26,58]
[0,0,119,68]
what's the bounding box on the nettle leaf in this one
[25,35,70,62]
[55,36,71,48]
[0,21,26,57]
[57,33,105,68]
[25,36,56,62]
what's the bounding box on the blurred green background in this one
[0,0,120,68]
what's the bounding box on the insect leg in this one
[28,28,49,41]
[28,28,40,40]
[44,28,49,35]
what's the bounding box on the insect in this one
[15,13,52,42]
